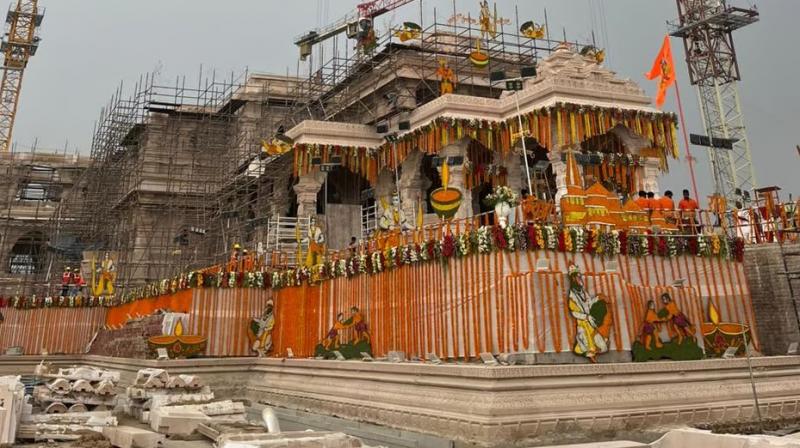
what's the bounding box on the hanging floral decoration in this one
[293,103,679,185]
[0,225,745,309]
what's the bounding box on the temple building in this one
[286,43,678,246]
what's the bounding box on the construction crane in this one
[0,0,42,153]
[295,0,415,60]
[670,1,758,205]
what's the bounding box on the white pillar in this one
[293,171,325,219]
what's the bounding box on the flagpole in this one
[673,74,700,202]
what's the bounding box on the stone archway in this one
[7,231,46,275]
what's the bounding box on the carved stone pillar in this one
[549,149,568,205]
[374,169,396,217]
[293,171,325,219]
[641,158,661,195]
[438,139,472,219]
[496,151,523,196]
[398,151,430,222]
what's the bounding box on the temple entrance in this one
[578,127,639,201]
[321,166,371,249]
[467,140,504,222]
[526,141,556,202]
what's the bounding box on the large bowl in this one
[148,335,207,359]
[430,188,463,220]
[469,51,490,68]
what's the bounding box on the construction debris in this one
[0,376,25,444]
[217,431,369,448]
[125,368,212,424]
[124,368,246,438]
[17,366,121,442]
[103,426,165,448]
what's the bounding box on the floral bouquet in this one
[483,185,520,208]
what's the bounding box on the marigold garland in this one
[0,225,745,309]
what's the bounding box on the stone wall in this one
[4,355,800,447]
[87,314,165,359]
[743,243,800,356]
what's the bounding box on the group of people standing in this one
[635,188,701,232]
[634,188,699,214]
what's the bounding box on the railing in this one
[197,200,800,275]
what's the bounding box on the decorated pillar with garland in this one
[495,150,523,197]
[398,150,430,224]
[374,169,396,219]
[293,171,325,219]
[437,139,473,219]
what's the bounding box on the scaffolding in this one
[42,71,299,296]
[281,18,591,128]
[0,147,87,296]
[25,10,595,296]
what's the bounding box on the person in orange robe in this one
[635,191,650,210]
[678,189,700,233]
[660,190,677,223]
[660,190,675,211]
[647,192,658,210]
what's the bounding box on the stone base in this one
[5,355,800,447]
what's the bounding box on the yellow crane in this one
[0,0,43,153]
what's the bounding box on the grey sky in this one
[12,0,799,200]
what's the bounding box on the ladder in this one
[532,167,551,202]
[361,203,378,239]
[265,216,310,267]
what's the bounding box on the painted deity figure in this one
[437,59,456,95]
[249,300,275,357]
[93,253,116,296]
[478,0,497,39]
[349,306,370,344]
[660,293,695,345]
[566,265,613,362]
[639,300,664,351]
[379,194,412,232]
[305,218,326,268]
[322,313,347,351]
[378,194,411,249]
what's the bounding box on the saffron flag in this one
[646,35,676,108]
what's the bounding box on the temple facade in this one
[286,44,678,248]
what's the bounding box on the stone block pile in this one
[123,368,247,436]
[0,376,25,444]
[16,365,120,441]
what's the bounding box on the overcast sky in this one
[11,0,799,200]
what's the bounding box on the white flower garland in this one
[477,226,492,253]
[544,225,558,250]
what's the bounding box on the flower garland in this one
[0,226,746,309]
[484,185,520,208]
[293,103,679,185]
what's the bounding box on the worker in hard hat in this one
[61,267,73,297]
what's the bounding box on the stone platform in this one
[3,355,800,446]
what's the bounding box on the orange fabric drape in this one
[272,284,321,358]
